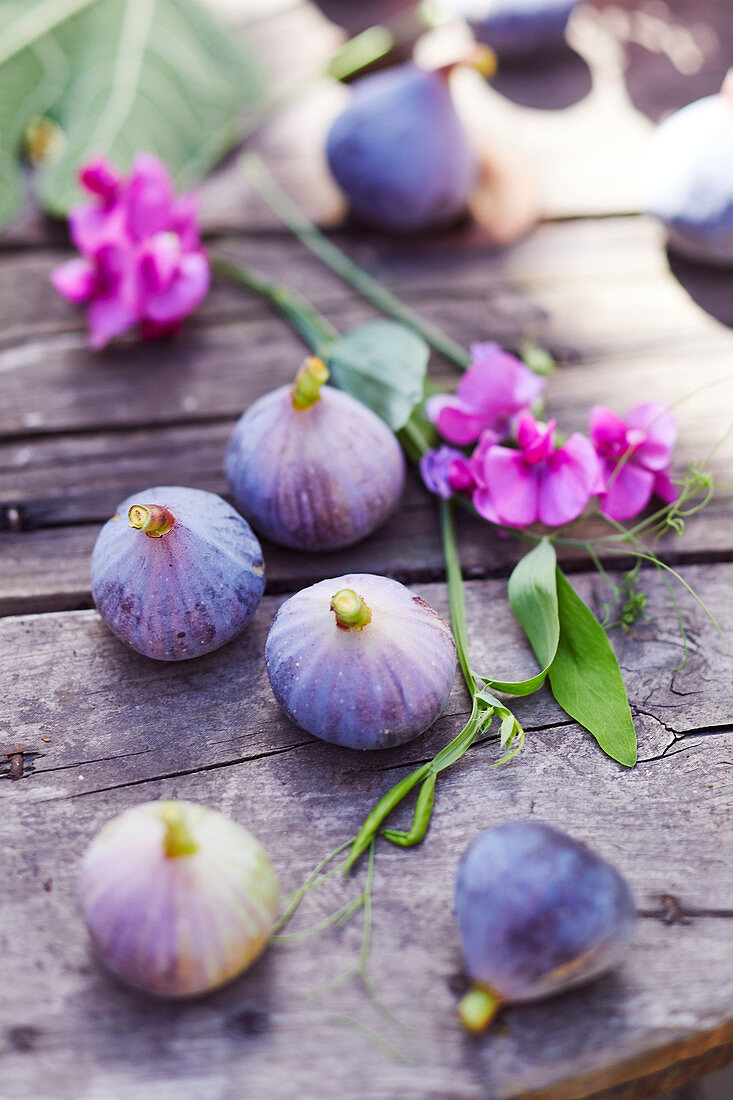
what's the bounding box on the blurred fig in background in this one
[455,821,637,1032]
[435,0,580,62]
[326,59,481,233]
[641,71,733,267]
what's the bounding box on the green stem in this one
[331,588,372,630]
[240,153,471,370]
[212,256,338,359]
[458,985,502,1033]
[440,498,475,693]
[160,804,198,858]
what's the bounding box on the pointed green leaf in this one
[328,320,429,430]
[485,538,560,695]
[548,569,637,767]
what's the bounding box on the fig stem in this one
[292,356,330,410]
[331,589,372,630]
[458,985,502,1033]
[128,504,176,538]
[160,804,198,859]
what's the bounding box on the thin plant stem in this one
[212,255,337,358]
[240,153,472,370]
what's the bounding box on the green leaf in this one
[485,538,560,695]
[328,320,429,430]
[0,0,264,229]
[549,569,637,767]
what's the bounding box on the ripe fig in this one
[443,1,579,62]
[79,800,279,997]
[225,357,405,551]
[265,573,456,749]
[326,61,479,234]
[641,72,733,266]
[455,821,636,1031]
[91,486,265,661]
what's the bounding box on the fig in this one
[443,1,579,62]
[225,357,405,551]
[641,73,733,266]
[325,61,479,234]
[79,800,279,997]
[265,573,456,749]
[455,821,636,1031]
[91,486,265,661]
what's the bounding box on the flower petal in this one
[144,251,210,325]
[138,232,181,297]
[79,157,122,201]
[473,486,502,525]
[589,405,628,455]
[625,402,676,470]
[539,433,600,526]
[87,293,139,349]
[125,153,176,239]
[463,342,546,421]
[170,193,201,250]
[420,448,461,499]
[516,413,556,463]
[653,469,679,505]
[599,460,655,522]
[482,446,540,527]
[51,258,95,304]
[425,395,488,446]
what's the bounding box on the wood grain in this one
[1,567,731,1100]
[1,2,732,1096]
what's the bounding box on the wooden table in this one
[1,2,732,1097]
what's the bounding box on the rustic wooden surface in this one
[1,2,732,1099]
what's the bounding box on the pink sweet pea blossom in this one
[425,342,546,445]
[590,403,678,521]
[51,154,210,349]
[420,447,476,499]
[472,413,602,528]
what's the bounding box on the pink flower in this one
[420,447,476,499]
[425,342,547,446]
[590,403,678,522]
[51,154,210,349]
[472,413,602,528]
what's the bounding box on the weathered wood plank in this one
[1,567,731,1100]
[2,218,732,445]
[3,215,733,372]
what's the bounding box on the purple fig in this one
[455,821,637,1031]
[91,486,265,661]
[265,573,456,749]
[225,357,405,551]
[641,73,733,266]
[326,61,480,234]
[443,1,580,62]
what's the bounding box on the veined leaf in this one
[485,538,560,695]
[0,0,93,226]
[549,569,637,767]
[328,320,429,430]
[0,0,264,229]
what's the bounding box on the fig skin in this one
[78,800,279,997]
[91,486,265,661]
[455,821,636,1030]
[225,383,405,551]
[265,573,457,750]
[326,62,477,234]
[641,80,733,267]
[447,0,579,62]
